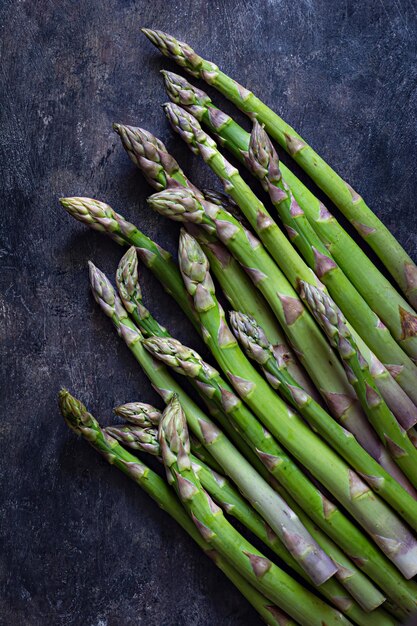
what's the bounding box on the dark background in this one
[1,1,417,624]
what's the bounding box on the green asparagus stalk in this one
[88,262,337,586]
[300,282,417,490]
[148,187,409,484]
[246,119,417,430]
[176,228,417,576]
[162,70,417,381]
[59,390,294,626]
[114,243,306,474]
[113,124,317,398]
[60,197,200,333]
[158,396,349,626]
[141,334,392,612]
[114,248,412,608]
[164,102,417,429]
[107,421,394,621]
[229,310,417,500]
[144,29,417,311]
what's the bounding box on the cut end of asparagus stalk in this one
[158,395,191,484]
[113,401,162,426]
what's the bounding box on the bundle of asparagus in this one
[58,29,417,625]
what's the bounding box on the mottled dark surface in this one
[1,0,416,624]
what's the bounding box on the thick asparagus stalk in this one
[108,421,393,620]
[162,70,417,381]
[158,396,349,626]
[148,187,409,484]
[144,29,417,311]
[301,282,417,489]
[229,310,417,500]
[113,124,316,397]
[59,390,294,626]
[89,263,337,586]
[142,334,392,612]
[176,228,417,576]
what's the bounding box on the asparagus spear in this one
[162,70,417,380]
[246,119,417,430]
[89,262,337,586]
[113,125,316,398]
[158,396,349,626]
[113,402,224,472]
[59,390,294,626]
[148,187,409,484]
[301,282,417,489]
[229,310,417,499]
[144,29,417,311]
[176,228,417,576]
[113,248,411,608]
[114,401,162,426]
[108,421,394,621]
[142,334,393,612]
[164,102,417,427]
[60,197,200,333]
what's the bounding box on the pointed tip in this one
[112,122,122,134]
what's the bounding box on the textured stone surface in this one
[1,1,416,624]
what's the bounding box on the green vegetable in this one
[59,390,295,626]
[158,396,349,626]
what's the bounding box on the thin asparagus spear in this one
[60,197,200,333]
[59,390,294,626]
[162,70,417,389]
[144,29,417,312]
[158,396,349,626]
[88,263,337,586]
[107,421,393,621]
[148,186,410,486]
[229,310,417,500]
[301,282,417,489]
[176,228,417,576]
[113,124,316,398]
[141,335,388,612]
